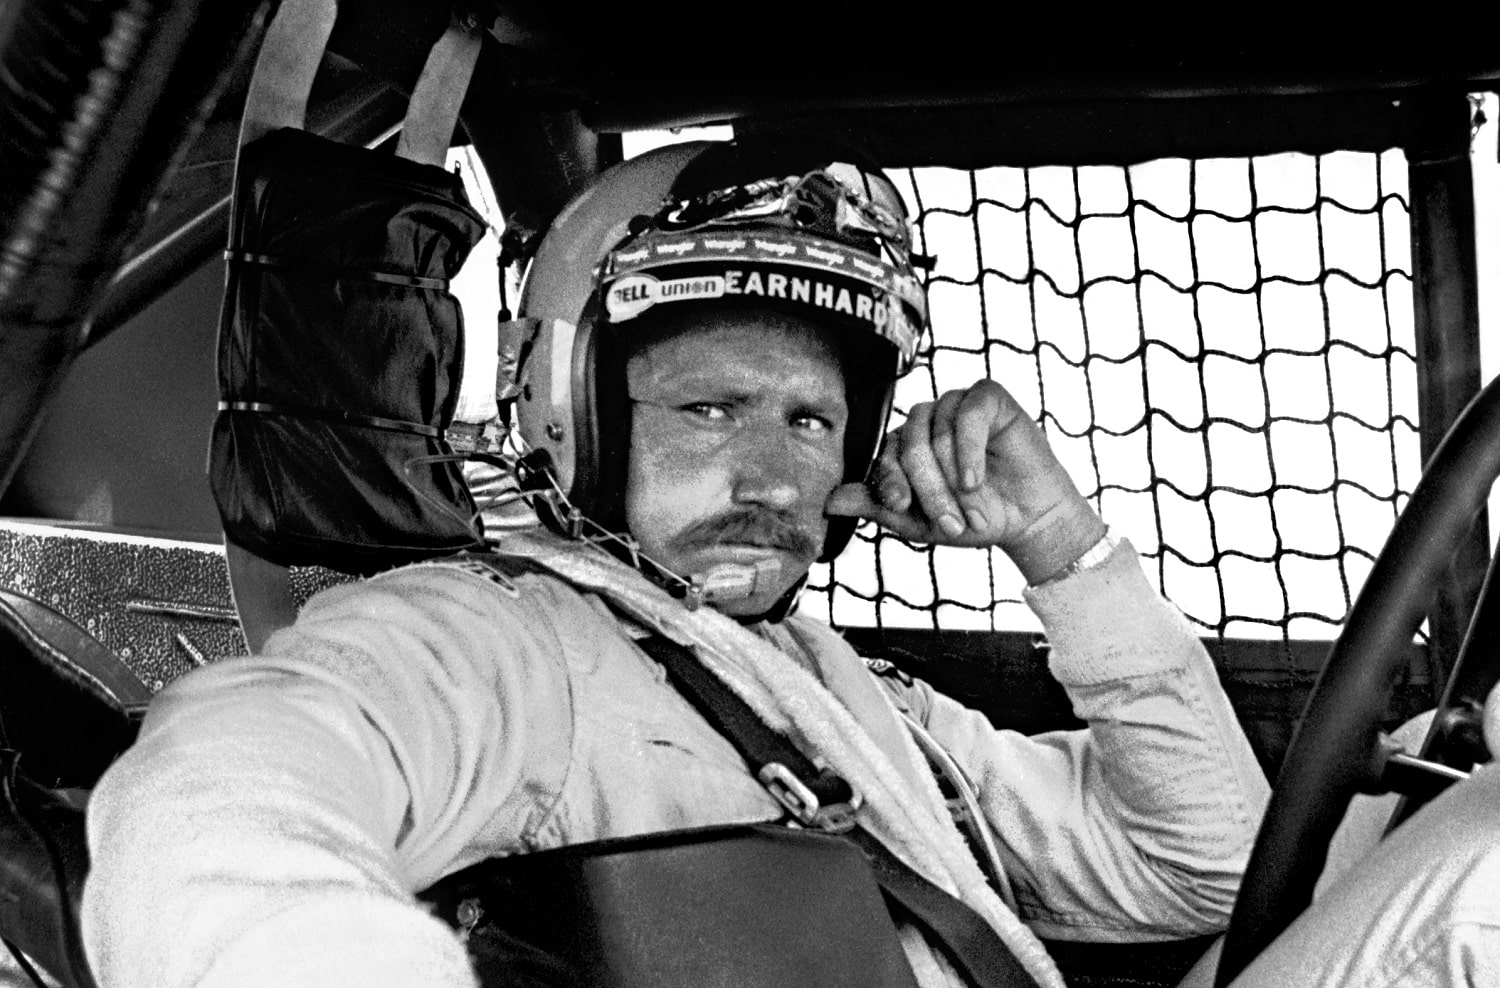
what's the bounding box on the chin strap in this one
[747,575,807,625]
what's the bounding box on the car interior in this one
[2,4,1499,986]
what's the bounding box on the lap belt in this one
[635,635,1041,988]
[422,822,923,988]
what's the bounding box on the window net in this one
[803,150,1421,639]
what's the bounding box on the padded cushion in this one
[1,755,93,988]
[0,586,149,788]
[210,127,487,574]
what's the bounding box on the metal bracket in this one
[757,762,860,833]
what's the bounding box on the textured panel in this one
[0,520,245,692]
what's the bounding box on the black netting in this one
[805,151,1420,639]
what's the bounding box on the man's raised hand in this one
[825,379,1107,584]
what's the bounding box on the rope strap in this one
[217,401,445,439]
[224,250,450,291]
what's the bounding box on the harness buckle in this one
[758,762,861,833]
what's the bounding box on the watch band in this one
[1028,527,1118,590]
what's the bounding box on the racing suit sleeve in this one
[897,539,1271,941]
[81,564,573,988]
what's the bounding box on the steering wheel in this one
[1213,374,1500,986]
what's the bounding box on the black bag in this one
[209,126,486,573]
[208,0,488,576]
[418,823,921,988]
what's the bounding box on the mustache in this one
[671,507,823,559]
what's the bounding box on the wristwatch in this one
[1028,527,1119,589]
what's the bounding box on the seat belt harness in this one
[635,635,1042,988]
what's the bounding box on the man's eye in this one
[793,414,836,433]
[682,402,729,421]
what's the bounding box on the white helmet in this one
[501,136,928,562]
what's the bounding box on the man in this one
[80,138,1270,987]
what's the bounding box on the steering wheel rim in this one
[1213,374,1500,986]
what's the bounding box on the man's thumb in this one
[825,482,877,518]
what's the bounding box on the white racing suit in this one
[80,537,1284,987]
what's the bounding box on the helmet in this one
[503,136,928,563]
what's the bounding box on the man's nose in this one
[730,428,802,510]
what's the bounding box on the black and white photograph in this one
[2,6,1497,986]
